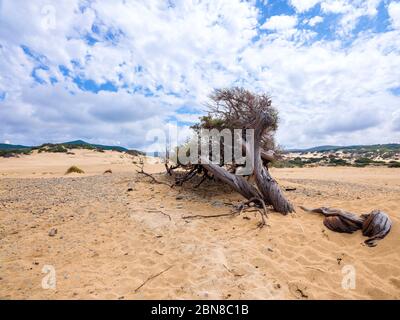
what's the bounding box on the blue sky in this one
[0,0,399,150]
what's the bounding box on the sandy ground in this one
[0,150,399,299]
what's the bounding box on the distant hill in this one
[62,140,128,152]
[0,143,31,150]
[287,144,400,153]
[0,140,143,156]
[278,143,400,168]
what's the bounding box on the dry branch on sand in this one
[164,88,294,224]
[134,160,172,187]
[133,87,391,246]
[300,206,392,247]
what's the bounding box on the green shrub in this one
[38,144,68,153]
[353,163,367,168]
[355,157,373,164]
[388,161,400,168]
[65,166,85,174]
[0,149,32,157]
[329,158,349,166]
[271,160,295,168]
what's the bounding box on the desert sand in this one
[0,150,399,299]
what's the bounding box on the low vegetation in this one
[0,149,32,158]
[276,145,400,168]
[0,140,144,157]
[65,166,85,174]
[37,144,68,153]
[388,161,400,168]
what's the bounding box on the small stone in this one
[176,195,184,200]
[127,188,134,192]
[48,228,57,237]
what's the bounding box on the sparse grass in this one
[65,165,85,174]
[388,161,400,168]
[0,149,32,158]
[38,144,68,153]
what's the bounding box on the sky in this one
[0,0,399,150]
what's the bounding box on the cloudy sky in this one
[0,0,399,150]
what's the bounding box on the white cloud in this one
[388,1,400,29]
[320,0,350,14]
[0,0,399,150]
[307,16,324,26]
[290,0,321,13]
[318,0,382,36]
[261,15,298,31]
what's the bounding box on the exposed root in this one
[145,209,172,221]
[135,161,172,187]
[174,166,199,186]
[300,206,392,247]
[182,212,239,220]
[235,197,268,228]
[134,265,173,293]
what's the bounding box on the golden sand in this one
[0,150,399,299]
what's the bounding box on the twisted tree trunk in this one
[201,112,294,214]
[252,113,295,214]
[201,159,260,200]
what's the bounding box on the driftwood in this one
[361,210,392,247]
[252,113,294,215]
[134,265,173,293]
[182,196,268,227]
[300,206,392,247]
[167,88,294,216]
[135,161,172,187]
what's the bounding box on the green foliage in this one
[65,166,85,174]
[354,157,385,166]
[388,161,400,168]
[271,160,296,168]
[354,157,373,164]
[38,144,68,153]
[329,158,350,166]
[0,149,32,158]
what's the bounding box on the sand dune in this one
[0,151,399,299]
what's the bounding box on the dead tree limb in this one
[165,88,294,216]
[300,206,392,247]
[200,159,261,200]
[134,265,173,293]
[182,212,238,220]
[252,113,295,214]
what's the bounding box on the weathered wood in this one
[300,206,392,246]
[300,206,365,232]
[201,159,261,200]
[252,113,295,215]
[361,210,392,247]
[261,150,276,163]
[169,88,295,216]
